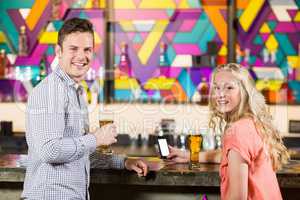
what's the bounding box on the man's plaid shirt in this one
[22,67,124,200]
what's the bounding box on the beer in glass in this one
[98,119,114,154]
[189,134,202,169]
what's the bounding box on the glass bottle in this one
[25,66,32,81]
[297,43,300,81]
[262,48,269,64]
[3,50,13,79]
[287,61,295,80]
[39,54,47,81]
[244,48,250,66]
[0,49,6,78]
[15,66,22,80]
[270,50,276,64]
[119,42,131,76]
[236,47,242,64]
[198,77,209,105]
[287,84,295,104]
[92,0,99,8]
[268,86,278,104]
[279,80,288,104]
[18,26,28,56]
[159,42,169,66]
[261,78,270,104]
[51,0,62,21]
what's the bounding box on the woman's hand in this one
[167,146,221,164]
[167,146,189,163]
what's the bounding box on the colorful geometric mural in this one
[236,0,300,103]
[0,0,300,104]
[113,0,300,104]
[113,0,226,103]
[0,0,105,102]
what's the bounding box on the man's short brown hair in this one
[57,18,94,47]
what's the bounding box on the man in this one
[22,18,147,200]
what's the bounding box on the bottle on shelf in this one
[297,43,300,81]
[261,78,270,104]
[278,80,294,104]
[15,66,22,80]
[159,42,169,67]
[287,86,295,104]
[119,42,131,76]
[3,51,13,79]
[18,26,28,56]
[0,49,7,78]
[262,47,269,64]
[244,48,250,66]
[268,85,278,104]
[287,61,295,80]
[198,77,209,105]
[92,0,100,8]
[51,0,62,21]
[85,68,96,81]
[38,54,48,81]
[278,61,295,104]
[270,49,277,65]
[74,0,85,8]
[24,66,32,81]
[235,47,242,64]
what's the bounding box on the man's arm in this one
[90,153,148,176]
[90,152,125,169]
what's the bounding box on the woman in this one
[168,63,289,200]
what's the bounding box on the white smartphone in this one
[157,137,170,158]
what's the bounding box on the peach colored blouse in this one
[220,118,282,200]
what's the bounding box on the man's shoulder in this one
[33,72,66,91]
[28,72,67,103]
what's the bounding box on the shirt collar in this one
[55,66,77,88]
[74,83,84,95]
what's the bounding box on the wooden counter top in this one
[0,153,300,189]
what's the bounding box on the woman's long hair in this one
[208,63,289,170]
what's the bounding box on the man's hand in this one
[93,124,117,147]
[124,158,148,177]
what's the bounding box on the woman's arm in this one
[226,149,248,200]
[199,149,221,163]
[167,146,221,163]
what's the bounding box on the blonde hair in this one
[208,63,289,170]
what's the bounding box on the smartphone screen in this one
[158,138,170,158]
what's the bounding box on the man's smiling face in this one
[56,31,94,83]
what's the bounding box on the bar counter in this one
[0,151,300,200]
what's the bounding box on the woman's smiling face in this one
[213,71,241,113]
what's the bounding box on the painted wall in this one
[1,1,300,103]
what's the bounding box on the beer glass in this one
[188,132,202,169]
[98,114,114,154]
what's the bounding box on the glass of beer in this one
[188,132,202,169]
[98,118,114,155]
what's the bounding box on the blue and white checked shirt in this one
[22,66,125,200]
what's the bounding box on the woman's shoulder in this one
[232,117,255,129]
[224,117,262,152]
[226,117,257,137]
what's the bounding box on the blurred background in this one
[0,0,300,147]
